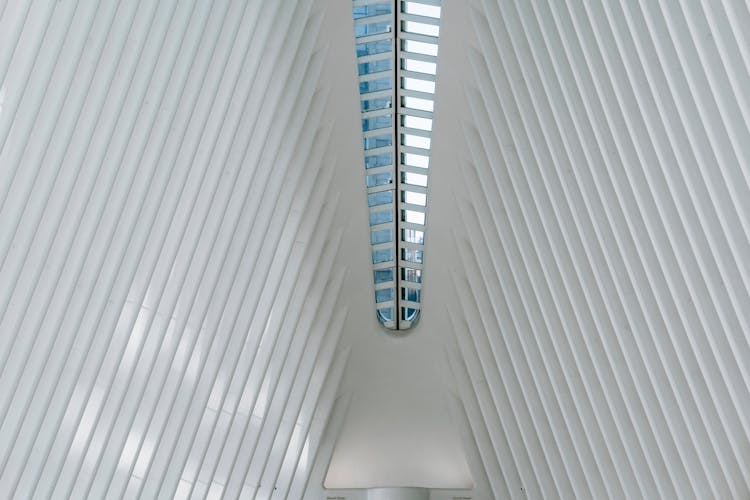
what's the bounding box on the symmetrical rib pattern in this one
[0,1,356,498]
[429,0,750,498]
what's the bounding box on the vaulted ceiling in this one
[1,1,749,499]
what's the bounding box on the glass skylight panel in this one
[373,248,394,264]
[365,152,393,168]
[402,267,422,283]
[371,229,393,244]
[369,190,394,206]
[402,115,432,131]
[403,191,426,206]
[359,59,392,75]
[402,134,431,149]
[402,95,433,112]
[352,0,442,330]
[402,39,438,56]
[402,229,424,244]
[402,20,439,37]
[357,40,392,57]
[402,152,429,168]
[360,77,392,94]
[361,97,392,111]
[370,209,393,226]
[364,134,393,150]
[402,172,428,186]
[402,58,436,75]
[375,268,394,283]
[402,77,435,93]
[403,2,441,18]
[375,288,394,302]
[354,3,392,19]
[402,209,425,225]
[355,21,392,37]
[363,115,393,131]
[366,172,393,187]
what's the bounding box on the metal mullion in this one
[400,240,424,250]
[364,145,393,157]
[357,31,393,44]
[399,106,432,119]
[399,125,431,138]
[399,163,429,174]
[374,281,396,291]
[357,51,392,64]
[399,183,427,194]
[363,126,393,138]
[368,184,396,196]
[400,144,430,155]
[403,0,442,6]
[371,241,394,251]
[399,69,436,82]
[399,31,438,44]
[400,203,426,214]
[354,0,391,6]
[393,0,402,329]
[363,107,394,119]
[399,12,440,24]
[399,88,434,100]
[365,164,394,176]
[399,220,425,231]
[399,259,423,270]
[354,13,391,24]
[398,50,437,63]
[401,280,423,291]
[370,202,394,214]
[370,221,394,232]
[361,90,392,102]
[359,69,393,83]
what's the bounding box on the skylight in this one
[352,0,442,331]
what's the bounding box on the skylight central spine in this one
[353,0,441,331]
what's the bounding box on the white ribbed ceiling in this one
[425,0,750,498]
[1,0,749,499]
[0,0,367,498]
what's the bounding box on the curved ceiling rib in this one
[0,1,361,498]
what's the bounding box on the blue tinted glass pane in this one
[364,134,392,150]
[356,40,391,57]
[361,97,392,111]
[369,209,393,225]
[401,267,422,283]
[358,59,392,75]
[366,172,393,187]
[373,248,394,264]
[371,229,393,244]
[402,288,421,302]
[362,115,391,132]
[353,3,391,19]
[401,248,424,263]
[377,307,394,322]
[374,268,394,283]
[402,307,418,321]
[365,152,392,169]
[402,228,424,244]
[375,288,394,303]
[359,77,391,94]
[355,21,392,37]
[368,190,393,207]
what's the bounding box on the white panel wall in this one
[427,0,750,498]
[0,1,369,498]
